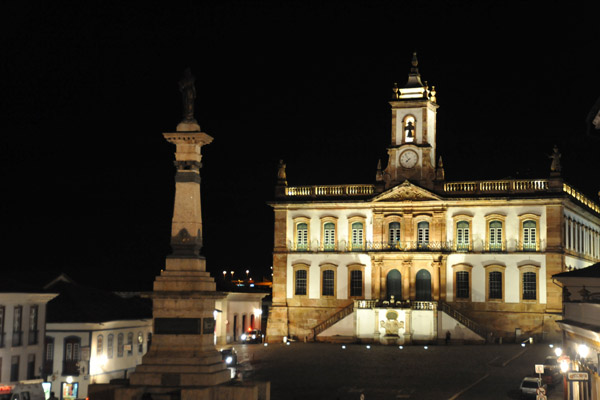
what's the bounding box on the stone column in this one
[125,127,231,395]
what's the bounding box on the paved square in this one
[230,342,563,399]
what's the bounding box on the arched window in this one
[322,269,335,296]
[488,221,503,251]
[137,332,143,353]
[351,222,364,250]
[97,334,103,356]
[415,269,432,300]
[43,336,54,375]
[107,334,114,359]
[522,220,537,251]
[296,222,308,251]
[117,333,124,358]
[417,221,429,249]
[403,116,416,143]
[63,336,81,376]
[389,222,401,245]
[386,269,402,300]
[323,222,336,251]
[127,332,133,356]
[456,221,470,251]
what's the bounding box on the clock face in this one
[399,150,418,169]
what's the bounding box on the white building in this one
[0,285,57,384]
[266,54,600,345]
[43,275,152,400]
[214,292,269,345]
[553,262,600,400]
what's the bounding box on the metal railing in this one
[288,239,545,254]
[312,302,356,339]
[438,301,487,340]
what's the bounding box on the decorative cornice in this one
[372,180,441,202]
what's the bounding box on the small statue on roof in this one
[549,145,562,173]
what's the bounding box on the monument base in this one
[90,380,270,400]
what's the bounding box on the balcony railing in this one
[12,331,22,347]
[288,239,545,253]
[28,330,39,345]
[280,179,599,216]
[444,179,550,193]
[286,184,375,197]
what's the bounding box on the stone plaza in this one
[233,342,564,400]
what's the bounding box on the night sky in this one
[2,1,599,291]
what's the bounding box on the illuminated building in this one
[266,54,600,344]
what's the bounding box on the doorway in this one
[386,269,402,300]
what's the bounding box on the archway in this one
[386,269,402,300]
[415,269,432,300]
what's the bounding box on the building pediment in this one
[372,180,441,202]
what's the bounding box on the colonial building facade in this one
[266,54,600,345]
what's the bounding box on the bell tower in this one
[384,53,440,189]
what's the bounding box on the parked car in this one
[241,329,262,344]
[0,380,46,400]
[519,377,547,398]
[220,347,238,366]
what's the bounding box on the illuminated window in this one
[138,332,144,353]
[403,116,416,143]
[522,221,537,251]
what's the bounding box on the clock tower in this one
[383,53,440,189]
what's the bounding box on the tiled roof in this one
[552,262,600,278]
[45,278,152,323]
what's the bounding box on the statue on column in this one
[179,68,198,124]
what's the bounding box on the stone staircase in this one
[438,300,488,341]
[311,302,355,340]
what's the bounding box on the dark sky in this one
[1,1,599,291]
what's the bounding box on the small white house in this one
[215,292,269,345]
[43,275,152,400]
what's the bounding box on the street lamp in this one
[577,344,589,359]
[554,347,563,357]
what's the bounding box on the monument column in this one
[124,69,231,397]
